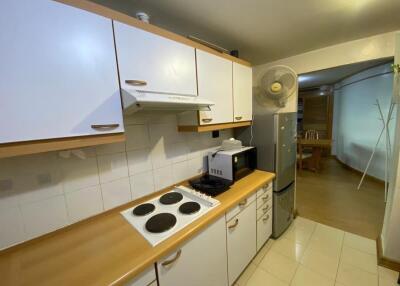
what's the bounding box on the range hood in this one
[122,89,214,114]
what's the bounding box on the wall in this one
[332,62,395,180]
[0,113,232,250]
[253,31,397,114]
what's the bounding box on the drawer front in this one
[226,193,256,222]
[257,200,272,220]
[257,188,272,209]
[256,183,272,199]
[125,267,156,286]
[257,210,272,251]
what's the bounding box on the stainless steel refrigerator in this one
[235,111,296,238]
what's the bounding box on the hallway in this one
[296,157,386,239]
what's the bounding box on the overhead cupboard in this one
[0,0,252,159]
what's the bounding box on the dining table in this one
[297,138,332,172]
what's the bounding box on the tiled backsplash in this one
[0,113,232,250]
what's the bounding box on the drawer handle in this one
[161,249,182,267]
[238,198,247,207]
[125,80,147,86]
[263,205,269,212]
[91,124,120,130]
[202,118,213,123]
[262,195,269,201]
[235,116,243,120]
[228,218,239,229]
[263,215,270,222]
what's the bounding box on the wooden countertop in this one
[0,170,274,286]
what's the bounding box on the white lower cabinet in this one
[157,216,228,286]
[226,199,257,285]
[125,266,157,286]
[257,209,273,251]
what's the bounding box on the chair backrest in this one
[305,129,319,140]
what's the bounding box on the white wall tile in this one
[62,157,99,193]
[65,185,103,223]
[172,161,190,183]
[149,123,185,145]
[17,173,63,205]
[153,165,174,191]
[97,152,129,184]
[130,171,155,200]
[187,156,205,177]
[0,207,25,249]
[127,148,152,175]
[150,141,172,169]
[21,195,68,239]
[101,177,132,210]
[95,142,126,155]
[125,125,150,151]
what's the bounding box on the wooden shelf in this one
[0,133,125,159]
[177,121,252,132]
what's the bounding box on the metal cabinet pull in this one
[263,215,270,222]
[238,198,247,207]
[228,218,239,229]
[235,116,243,120]
[202,118,213,123]
[161,249,182,267]
[263,205,269,212]
[91,124,120,130]
[262,195,269,201]
[125,80,147,86]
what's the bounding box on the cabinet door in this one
[257,209,272,251]
[114,21,197,96]
[157,216,228,286]
[0,0,123,144]
[125,266,156,286]
[233,63,252,122]
[197,50,233,125]
[226,201,256,285]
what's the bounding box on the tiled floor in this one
[235,217,399,286]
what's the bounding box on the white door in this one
[0,0,123,144]
[233,63,253,122]
[226,201,257,285]
[114,21,197,97]
[197,50,233,125]
[157,216,228,286]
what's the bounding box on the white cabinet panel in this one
[0,0,123,144]
[226,200,256,285]
[233,63,252,122]
[257,210,272,252]
[157,216,228,286]
[226,193,256,221]
[125,266,156,286]
[114,21,197,96]
[197,50,233,125]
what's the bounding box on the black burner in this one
[189,175,233,197]
[179,202,201,215]
[145,213,177,233]
[132,203,155,216]
[159,192,183,205]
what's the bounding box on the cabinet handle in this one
[263,215,270,222]
[238,198,247,207]
[161,249,182,267]
[125,80,147,86]
[263,205,269,212]
[202,118,213,123]
[228,218,239,229]
[262,195,269,201]
[235,116,243,120]
[91,124,120,130]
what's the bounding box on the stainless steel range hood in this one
[122,89,214,115]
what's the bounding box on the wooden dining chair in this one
[305,129,319,140]
[297,130,319,171]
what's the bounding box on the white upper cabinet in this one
[233,63,252,122]
[0,0,123,144]
[197,50,233,125]
[113,21,197,96]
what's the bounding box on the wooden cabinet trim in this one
[177,121,251,132]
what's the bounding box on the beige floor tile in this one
[343,232,376,255]
[290,265,335,286]
[341,245,377,274]
[300,246,339,279]
[252,239,274,265]
[305,237,342,260]
[293,217,317,233]
[271,237,306,262]
[378,266,399,286]
[336,262,378,286]
[282,226,313,245]
[311,223,344,246]
[246,268,289,286]
[259,250,299,283]
[236,262,257,286]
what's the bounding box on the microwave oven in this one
[208,146,257,182]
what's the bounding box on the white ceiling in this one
[298,57,393,89]
[91,0,400,65]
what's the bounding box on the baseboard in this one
[376,235,400,272]
[333,156,385,185]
